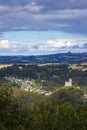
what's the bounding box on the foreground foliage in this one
[0,87,87,130]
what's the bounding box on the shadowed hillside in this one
[0,52,87,63]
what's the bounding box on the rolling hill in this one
[0,52,87,63]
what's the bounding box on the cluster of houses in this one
[5,76,52,96]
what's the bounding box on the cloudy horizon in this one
[0,0,87,55]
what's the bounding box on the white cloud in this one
[46,39,75,48]
[0,40,10,48]
[35,38,87,54]
[0,38,87,55]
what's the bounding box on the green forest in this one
[0,86,87,130]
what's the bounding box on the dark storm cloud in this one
[0,0,87,33]
[0,0,30,6]
[0,0,87,9]
[35,0,87,12]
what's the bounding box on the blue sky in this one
[0,0,87,55]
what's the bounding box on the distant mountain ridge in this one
[0,52,87,63]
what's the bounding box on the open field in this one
[70,63,87,71]
[0,64,12,69]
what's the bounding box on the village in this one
[5,76,52,96]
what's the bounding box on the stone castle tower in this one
[65,78,72,87]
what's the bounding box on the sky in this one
[0,0,87,55]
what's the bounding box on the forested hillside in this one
[0,63,87,130]
[0,63,87,91]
